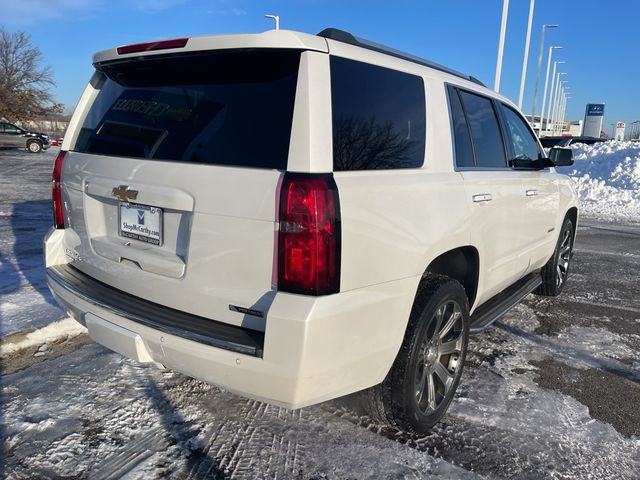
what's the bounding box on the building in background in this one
[615,122,625,141]
[568,120,583,136]
[583,103,605,138]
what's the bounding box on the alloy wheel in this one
[414,300,464,414]
[556,227,572,288]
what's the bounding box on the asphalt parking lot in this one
[1,147,639,479]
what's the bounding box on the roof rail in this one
[317,28,486,87]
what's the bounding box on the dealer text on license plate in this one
[119,203,162,245]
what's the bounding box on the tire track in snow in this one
[185,399,307,479]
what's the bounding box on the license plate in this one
[119,203,162,246]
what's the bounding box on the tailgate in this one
[59,49,302,332]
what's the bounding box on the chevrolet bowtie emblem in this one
[112,185,138,202]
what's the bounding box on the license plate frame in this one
[118,203,163,246]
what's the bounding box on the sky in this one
[2,0,638,133]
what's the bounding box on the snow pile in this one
[0,317,87,356]
[558,141,640,221]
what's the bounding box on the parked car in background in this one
[0,122,50,153]
[539,136,606,148]
[45,28,578,433]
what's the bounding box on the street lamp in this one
[546,62,565,134]
[557,92,569,135]
[531,24,559,128]
[546,67,567,135]
[494,0,510,92]
[564,96,572,133]
[264,14,280,30]
[517,0,536,109]
[538,46,562,135]
[552,79,568,135]
[553,81,567,135]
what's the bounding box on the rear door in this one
[61,49,303,332]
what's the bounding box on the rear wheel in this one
[536,218,574,296]
[27,140,42,153]
[366,275,469,433]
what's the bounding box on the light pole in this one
[264,14,280,30]
[560,94,571,135]
[546,63,565,134]
[517,0,536,109]
[530,24,559,128]
[562,95,571,131]
[550,76,566,135]
[538,45,562,135]
[494,0,510,92]
[553,80,568,135]
[547,72,560,135]
[553,83,565,135]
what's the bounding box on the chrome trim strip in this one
[46,267,260,356]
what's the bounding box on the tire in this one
[366,274,470,433]
[536,218,574,296]
[27,140,42,153]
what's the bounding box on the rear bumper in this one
[45,234,419,409]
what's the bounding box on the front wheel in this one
[27,140,42,153]
[367,275,469,433]
[536,218,574,296]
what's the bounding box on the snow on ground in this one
[558,140,640,222]
[0,317,86,356]
[0,148,64,338]
[1,148,640,478]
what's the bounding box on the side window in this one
[330,57,426,171]
[0,124,5,133]
[499,104,541,163]
[447,86,474,168]
[458,90,507,168]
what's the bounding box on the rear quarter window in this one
[73,50,300,169]
[330,57,426,171]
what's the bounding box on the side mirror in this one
[549,147,574,167]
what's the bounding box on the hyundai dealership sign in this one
[583,103,605,137]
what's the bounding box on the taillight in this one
[117,38,188,55]
[52,150,66,229]
[277,173,341,295]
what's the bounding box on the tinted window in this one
[447,86,474,168]
[4,124,21,133]
[500,104,541,163]
[74,50,300,169]
[331,57,426,171]
[458,91,506,168]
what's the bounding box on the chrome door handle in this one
[525,189,538,197]
[472,193,493,203]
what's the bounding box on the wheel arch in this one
[565,206,578,234]
[423,246,479,309]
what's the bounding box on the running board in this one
[469,272,542,334]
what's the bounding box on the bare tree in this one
[333,116,419,171]
[0,27,62,122]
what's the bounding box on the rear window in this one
[73,50,300,169]
[330,57,426,171]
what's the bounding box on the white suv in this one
[45,28,577,433]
